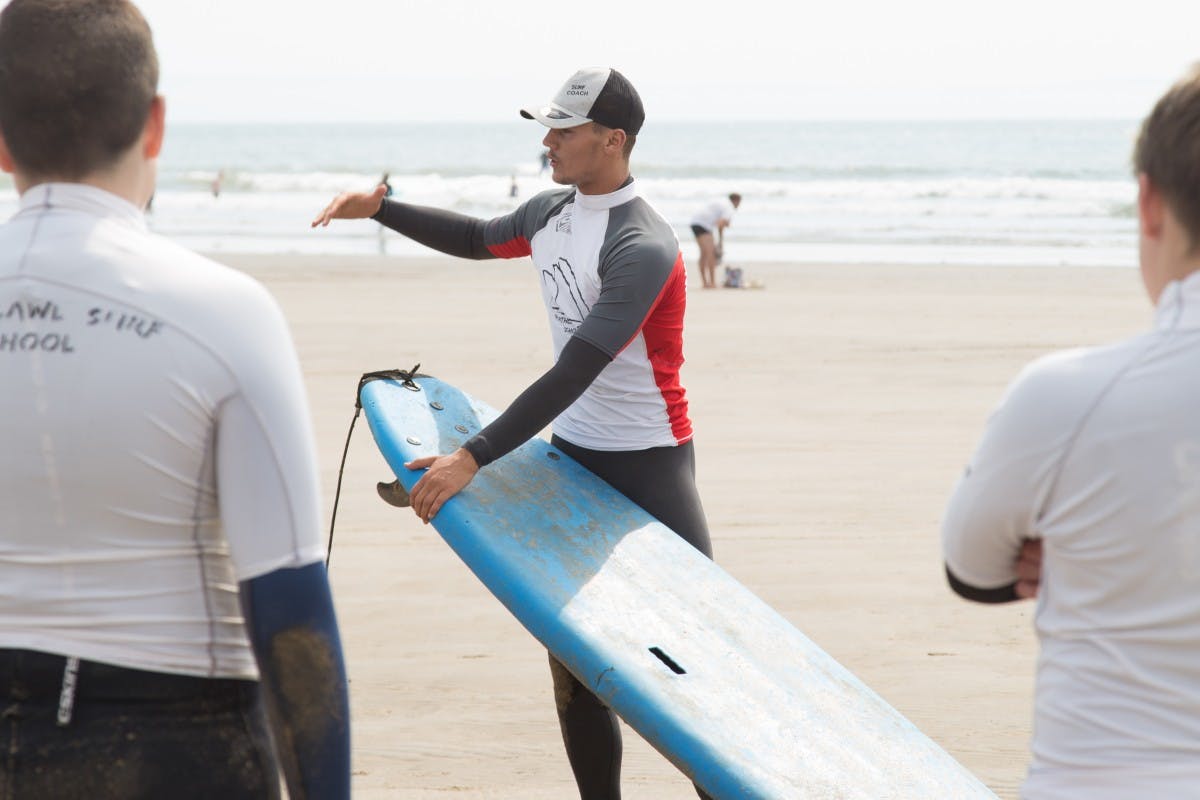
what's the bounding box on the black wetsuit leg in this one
[547,436,713,800]
[551,437,711,557]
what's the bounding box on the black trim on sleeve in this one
[945,564,1019,604]
[372,199,494,260]
[463,337,611,467]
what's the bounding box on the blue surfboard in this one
[360,374,998,799]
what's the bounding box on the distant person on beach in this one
[0,2,350,798]
[690,193,741,288]
[378,172,395,252]
[211,168,223,197]
[313,66,714,800]
[941,66,1200,799]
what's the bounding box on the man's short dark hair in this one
[621,133,637,160]
[0,0,158,180]
[1134,64,1200,250]
[591,122,636,160]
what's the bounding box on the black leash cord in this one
[325,406,360,568]
[325,364,423,569]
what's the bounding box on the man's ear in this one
[0,132,15,175]
[1138,173,1165,243]
[142,95,166,160]
[605,127,627,155]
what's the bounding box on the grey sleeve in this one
[372,189,574,260]
[572,201,683,357]
[462,336,611,467]
[372,201,494,259]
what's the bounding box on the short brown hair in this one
[0,0,158,180]
[1134,64,1200,249]
[590,122,637,161]
[621,132,637,160]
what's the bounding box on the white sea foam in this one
[2,120,1142,267]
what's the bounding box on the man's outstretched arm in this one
[311,183,527,260]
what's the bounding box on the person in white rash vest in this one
[941,66,1200,800]
[0,2,349,797]
[689,193,741,289]
[313,67,714,800]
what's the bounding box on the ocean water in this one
[0,119,1143,267]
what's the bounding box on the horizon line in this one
[166,116,1142,126]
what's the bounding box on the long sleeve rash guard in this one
[373,180,692,465]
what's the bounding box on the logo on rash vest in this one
[541,257,590,333]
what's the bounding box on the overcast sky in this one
[128,0,1197,123]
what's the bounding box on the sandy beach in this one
[223,253,1149,799]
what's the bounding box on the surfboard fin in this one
[376,479,411,508]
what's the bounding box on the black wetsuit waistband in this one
[1,648,256,703]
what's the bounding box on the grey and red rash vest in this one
[482,179,692,450]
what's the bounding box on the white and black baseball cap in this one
[520,67,645,135]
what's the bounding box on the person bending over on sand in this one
[690,193,741,288]
[0,2,350,798]
[314,67,714,800]
[941,65,1200,800]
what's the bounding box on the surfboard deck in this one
[360,374,997,799]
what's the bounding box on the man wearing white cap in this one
[314,68,713,799]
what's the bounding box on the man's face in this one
[542,123,607,188]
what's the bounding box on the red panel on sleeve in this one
[636,251,692,444]
[487,236,532,259]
